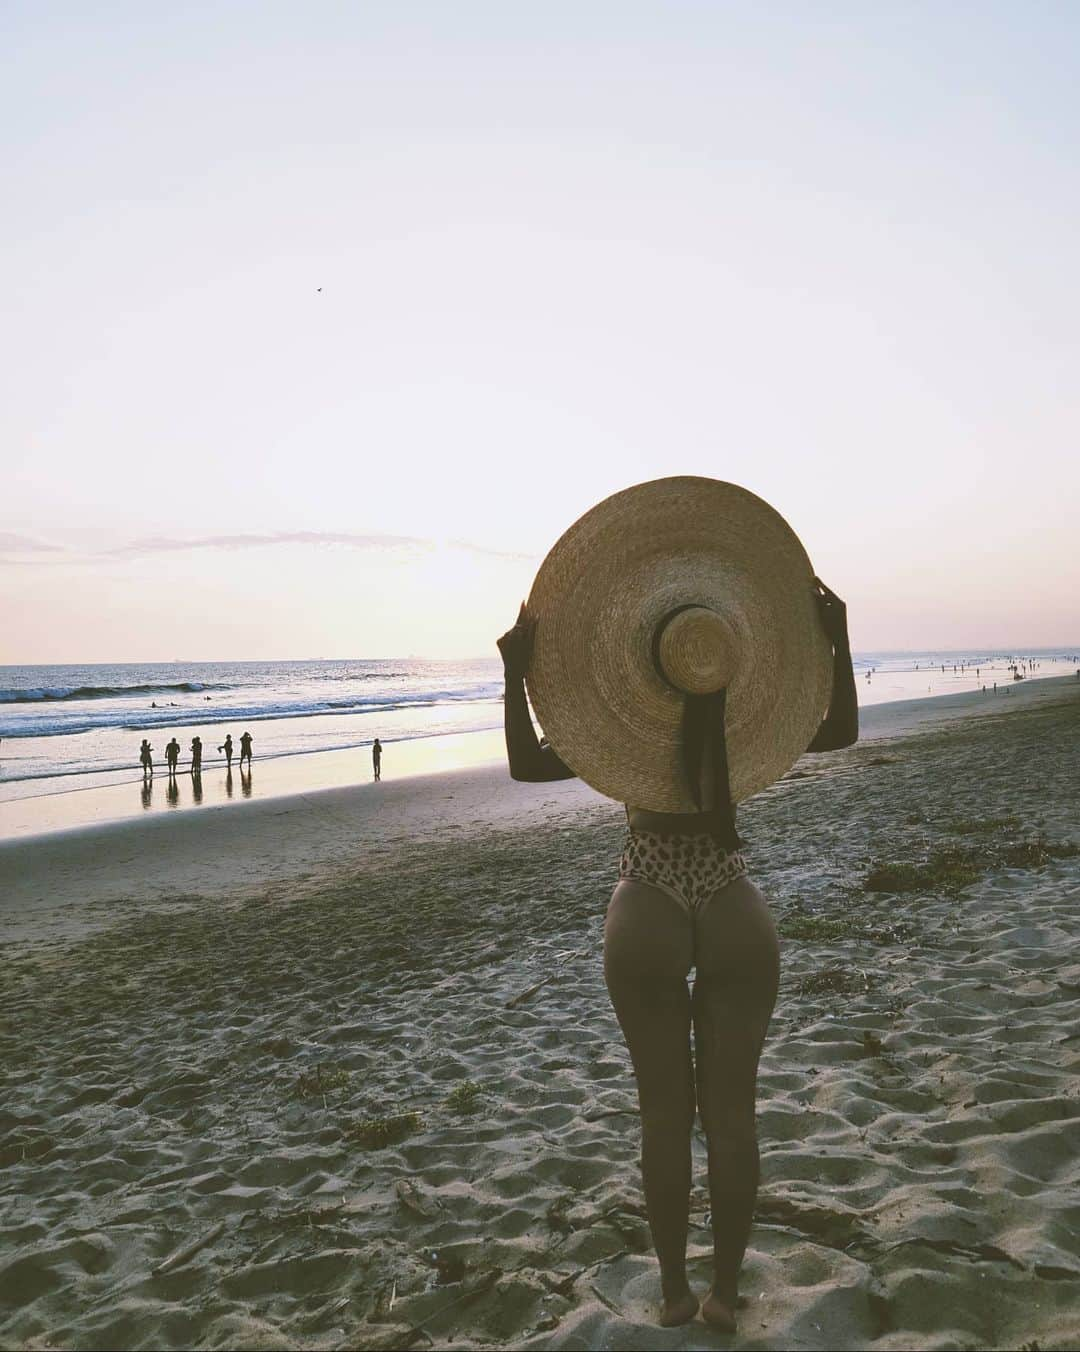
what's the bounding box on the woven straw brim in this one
[525,477,833,812]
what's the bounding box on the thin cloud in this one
[0,529,537,567]
[451,538,538,562]
[0,532,64,553]
[107,531,428,557]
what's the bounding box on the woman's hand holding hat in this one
[813,577,849,650]
[806,577,858,752]
[497,603,536,680]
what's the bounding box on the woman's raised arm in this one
[805,578,859,752]
[498,604,577,782]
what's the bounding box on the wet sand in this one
[1,677,1079,1349]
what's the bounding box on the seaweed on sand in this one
[346,1111,423,1149]
[779,912,915,945]
[295,1064,351,1097]
[445,1080,484,1115]
[798,966,870,997]
[865,835,1079,895]
[865,848,982,894]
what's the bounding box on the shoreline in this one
[1,673,1074,846]
[2,675,1076,949]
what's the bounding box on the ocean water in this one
[1,649,1076,807]
[0,659,504,802]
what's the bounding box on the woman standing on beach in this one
[498,479,858,1331]
[139,739,153,779]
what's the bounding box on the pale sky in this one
[3,2,1078,662]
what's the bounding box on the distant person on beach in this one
[190,736,202,774]
[165,738,180,774]
[499,482,858,1331]
[239,731,253,766]
[139,739,153,778]
[219,734,234,768]
[372,737,382,781]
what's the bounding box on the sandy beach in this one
[2,676,1079,1350]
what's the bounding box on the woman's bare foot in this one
[659,1286,700,1327]
[701,1285,737,1332]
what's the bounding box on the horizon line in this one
[3,642,1079,668]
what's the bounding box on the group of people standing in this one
[136,730,385,784]
[139,730,253,778]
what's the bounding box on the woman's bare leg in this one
[604,879,698,1326]
[691,875,779,1330]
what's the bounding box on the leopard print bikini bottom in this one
[618,827,749,915]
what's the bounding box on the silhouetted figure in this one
[239,731,253,766]
[219,734,234,768]
[190,736,203,774]
[165,737,181,775]
[373,737,382,781]
[139,739,153,779]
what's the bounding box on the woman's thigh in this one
[604,880,695,1108]
[691,877,780,1126]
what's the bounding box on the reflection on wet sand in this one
[141,780,153,811]
[241,767,253,798]
[166,777,180,808]
[225,769,234,799]
[192,769,203,804]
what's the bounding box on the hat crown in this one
[656,606,735,695]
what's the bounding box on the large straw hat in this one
[525,476,833,812]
